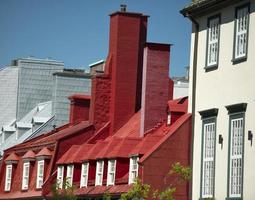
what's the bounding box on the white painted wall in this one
[189,1,255,199]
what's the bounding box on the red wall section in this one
[73,164,81,187]
[116,158,129,180]
[88,161,96,186]
[142,116,191,200]
[140,43,171,136]
[168,78,174,100]
[108,12,148,134]
[69,96,90,125]
[89,76,111,131]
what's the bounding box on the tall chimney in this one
[68,94,90,125]
[140,43,172,137]
[106,10,149,134]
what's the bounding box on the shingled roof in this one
[180,0,242,17]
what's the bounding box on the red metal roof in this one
[56,145,80,164]
[139,113,192,163]
[5,152,19,162]
[22,150,36,160]
[168,96,188,113]
[0,190,42,199]
[36,147,52,157]
[12,121,91,150]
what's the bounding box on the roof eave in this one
[181,0,243,18]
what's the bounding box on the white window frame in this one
[80,162,89,188]
[129,156,139,184]
[57,165,64,189]
[201,119,216,198]
[5,164,12,191]
[22,162,30,190]
[234,4,249,60]
[206,15,220,67]
[36,160,44,189]
[107,159,116,186]
[66,165,74,188]
[228,116,244,198]
[95,160,104,186]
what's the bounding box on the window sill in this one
[225,197,242,200]
[232,56,247,65]
[204,64,218,72]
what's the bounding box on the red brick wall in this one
[89,75,111,131]
[140,43,171,136]
[142,116,191,200]
[69,97,90,125]
[108,12,148,134]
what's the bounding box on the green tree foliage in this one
[120,179,150,200]
[103,191,112,200]
[51,181,78,200]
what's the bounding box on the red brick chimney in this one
[68,94,90,125]
[140,43,172,137]
[106,9,149,134]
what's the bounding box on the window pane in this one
[201,122,216,198]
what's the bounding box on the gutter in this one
[181,11,199,200]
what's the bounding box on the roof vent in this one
[120,4,127,12]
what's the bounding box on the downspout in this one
[183,12,199,200]
[190,16,199,200]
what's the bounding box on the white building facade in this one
[182,0,255,199]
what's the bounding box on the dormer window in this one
[5,164,12,191]
[4,152,19,192]
[107,159,116,186]
[22,162,30,190]
[36,160,44,189]
[129,156,139,184]
[95,160,104,186]
[80,162,89,188]
[57,166,64,189]
[66,165,74,187]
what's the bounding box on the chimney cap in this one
[120,4,127,12]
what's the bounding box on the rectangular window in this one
[95,160,104,186]
[80,162,89,187]
[129,156,139,184]
[107,159,116,186]
[36,160,44,189]
[228,115,244,198]
[234,4,249,60]
[66,165,74,188]
[206,15,220,68]
[201,119,216,198]
[5,164,12,191]
[57,166,64,189]
[22,162,30,190]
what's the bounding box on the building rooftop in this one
[180,0,237,17]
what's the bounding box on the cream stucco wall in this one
[189,1,255,199]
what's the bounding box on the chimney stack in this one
[140,43,172,137]
[120,4,127,12]
[106,10,149,134]
[68,94,90,125]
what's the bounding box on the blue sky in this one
[0,0,191,77]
